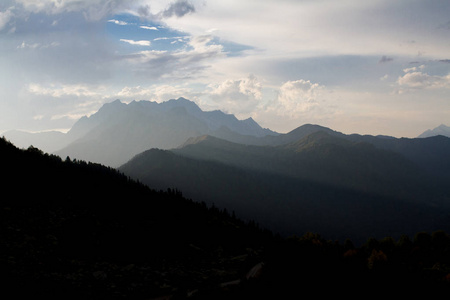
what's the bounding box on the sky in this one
[0,0,449,138]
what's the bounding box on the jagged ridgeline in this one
[2,98,277,168]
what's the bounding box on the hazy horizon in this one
[1,0,449,138]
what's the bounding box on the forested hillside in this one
[2,137,450,298]
[0,137,273,298]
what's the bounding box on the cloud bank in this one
[397,66,450,92]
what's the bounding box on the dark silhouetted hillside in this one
[0,137,273,299]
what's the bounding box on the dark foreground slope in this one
[0,139,450,299]
[0,137,274,298]
[3,137,450,298]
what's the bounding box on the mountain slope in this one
[241,123,450,184]
[173,131,438,201]
[120,132,450,244]
[342,134,450,184]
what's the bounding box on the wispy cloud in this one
[123,35,224,79]
[140,25,158,30]
[27,83,106,98]
[403,65,425,73]
[0,6,14,31]
[120,39,151,46]
[108,19,128,25]
[153,36,189,42]
[17,41,60,50]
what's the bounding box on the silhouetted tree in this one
[368,249,388,270]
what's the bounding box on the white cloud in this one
[397,71,450,91]
[188,35,223,53]
[108,19,128,25]
[154,36,189,42]
[140,25,158,30]
[403,65,425,73]
[27,83,106,98]
[120,39,151,46]
[248,79,339,134]
[207,74,262,114]
[17,41,40,49]
[117,84,195,103]
[209,74,262,100]
[274,79,324,117]
[403,67,417,73]
[17,41,60,49]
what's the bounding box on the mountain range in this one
[2,98,450,243]
[4,98,277,167]
[3,98,448,167]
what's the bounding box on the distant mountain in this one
[236,124,450,183]
[53,98,278,167]
[342,134,450,183]
[120,131,450,244]
[418,124,450,138]
[1,129,69,153]
[219,123,343,146]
